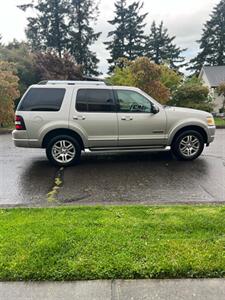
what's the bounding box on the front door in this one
[115,89,167,147]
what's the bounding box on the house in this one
[199,66,225,113]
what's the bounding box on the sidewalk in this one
[1,279,225,300]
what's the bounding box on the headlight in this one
[207,117,215,126]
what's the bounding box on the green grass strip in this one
[215,117,225,127]
[0,206,224,281]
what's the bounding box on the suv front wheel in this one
[172,130,205,161]
[46,135,81,167]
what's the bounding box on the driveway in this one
[0,130,224,207]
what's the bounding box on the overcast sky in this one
[0,0,221,74]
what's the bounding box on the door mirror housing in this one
[151,104,159,114]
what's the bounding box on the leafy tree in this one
[189,0,225,74]
[0,61,20,127]
[145,21,186,70]
[105,0,147,72]
[160,65,182,92]
[171,77,213,112]
[34,51,83,81]
[108,57,170,104]
[131,57,170,104]
[107,58,134,86]
[67,0,101,76]
[18,0,101,75]
[0,40,38,95]
[217,83,225,112]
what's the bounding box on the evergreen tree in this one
[105,0,127,72]
[145,21,186,70]
[18,0,101,76]
[18,0,69,57]
[125,1,148,60]
[105,0,147,72]
[67,0,101,76]
[189,0,225,74]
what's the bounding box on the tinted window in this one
[18,88,65,111]
[116,90,152,113]
[76,89,115,112]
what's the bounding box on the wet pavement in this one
[0,130,225,207]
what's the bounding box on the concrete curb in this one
[0,279,225,300]
[0,129,13,135]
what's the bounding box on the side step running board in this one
[85,146,171,153]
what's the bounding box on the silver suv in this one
[13,80,216,166]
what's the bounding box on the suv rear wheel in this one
[172,130,204,161]
[46,135,81,167]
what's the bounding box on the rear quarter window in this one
[17,88,66,112]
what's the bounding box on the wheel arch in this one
[170,125,208,146]
[42,128,85,150]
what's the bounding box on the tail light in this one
[15,115,26,130]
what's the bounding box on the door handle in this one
[73,116,86,120]
[121,116,133,121]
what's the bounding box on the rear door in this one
[115,89,167,147]
[69,87,118,148]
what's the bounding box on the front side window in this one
[116,90,152,113]
[18,88,65,112]
[76,89,115,112]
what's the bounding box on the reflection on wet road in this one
[0,130,224,207]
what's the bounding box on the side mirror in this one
[151,104,159,114]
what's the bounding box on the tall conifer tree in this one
[105,0,127,72]
[18,0,69,57]
[68,0,101,76]
[189,0,225,74]
[105,0,147,72]
[18,0,101,75]
[125,1,148,60]
[145,21,185,70]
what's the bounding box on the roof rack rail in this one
[38,80,48,85]
[38,80,106,86]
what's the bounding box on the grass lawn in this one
[215,117,225,127]
[0,206,224,281]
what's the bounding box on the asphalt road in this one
[0,130,225,207]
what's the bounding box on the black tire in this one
[46,135,81,167]
[172,130,204,161]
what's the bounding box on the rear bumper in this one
[12,130,29,147]
[12,130,40,148]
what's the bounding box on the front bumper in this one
[207,126,216,144]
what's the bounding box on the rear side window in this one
[17,88,65,112]
[76,89,115,112]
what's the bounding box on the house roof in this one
[200,66,225,87]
